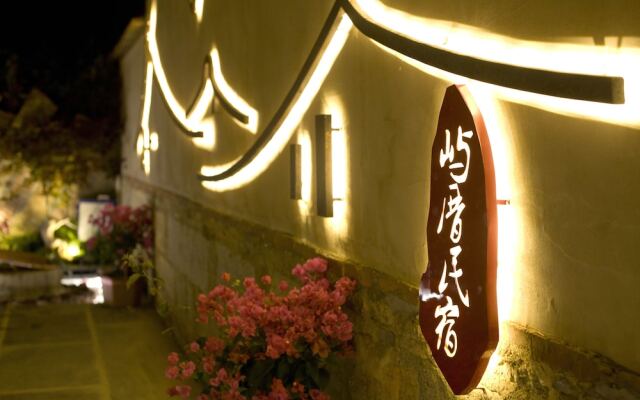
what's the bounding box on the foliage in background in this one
[165,258,356,400]
[83,204,153,267]
[0,231,45,253]
[0,54,122,199]
[0,2,143,234]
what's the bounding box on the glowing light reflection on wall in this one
[297,129,313,216]
[147,0,215,145]
[467,84,526,386]
[185,79,216,150]
[193,0,204,23]
[321,98,349,238]
[357,0,640,127]
[137,61,158,175]
[201,14,354,192]
[372,40,640,128]
[211,48,259,134]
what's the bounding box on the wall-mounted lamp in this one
[289,114,345,217]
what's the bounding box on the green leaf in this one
[303,361,329,389]
[276,358,290,380]
[317,367,330,389]
[126,273,142,289]
[305,360,321,387]
[246,359,275,389]
[294,361,306,383]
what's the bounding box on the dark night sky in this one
[0,1,145,57]
[0,0,145,116]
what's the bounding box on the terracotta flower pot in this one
[101,273,144,306]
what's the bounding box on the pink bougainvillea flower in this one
[165,366,179,380]
[188,342,200,353]
[167,352,180,365]
[180,361,196,379]
[165,257,355,400]
[269,379,290,400]
[309,389,330,400]
[167,385,192,398]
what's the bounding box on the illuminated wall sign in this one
[419,84,498,395]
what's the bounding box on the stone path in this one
[0,303,177,399]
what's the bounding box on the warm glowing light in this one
[150,132,159,151]
[136,133,144,156]
[468,80,528,389]
[143,150,151,175]
[141,61,154,126]
[467,85,520,324]
[201,13,353,192]
[61,276,104,304]
[55,240,83,261]
[200,157,242,178]
[187,80,214,123]
[320,98,350,239]
[147,0,215,136]
[296,129,313,217]
[332,129,347,201]
[361,0,640,127]
[137,61,159,175]
[193,0,204,23]
[185,79,216,150]
[210,48,259,134]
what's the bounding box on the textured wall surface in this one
[118,0,640,398]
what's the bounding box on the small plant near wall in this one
[83,204,153,268]
[121,243,168,314]
[83,203,156,306]
[165,257,356,400]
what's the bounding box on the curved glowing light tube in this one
[210,48,259,134]
[145,0,258,143]
[352,0,640,126]
[141,0,637,190]
[200,12,353,192]
[193,0,204,23]
[147,0,208,137]
[137,61,159,175]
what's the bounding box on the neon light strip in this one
[193,0,204,23]
[147,0,204,138]
[141,0,629,190]
[200,5,352,191]
[343,0,624,103]
[146,0,258,137]
[137,61,157,175]
[210,48,259,134]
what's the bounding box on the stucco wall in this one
[118,0,640,398]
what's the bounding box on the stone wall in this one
[123,176,640,400]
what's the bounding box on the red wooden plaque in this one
[419,84,498,395]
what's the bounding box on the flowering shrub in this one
[84,204,153,267]
[166,257,356,400]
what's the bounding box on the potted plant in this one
[82,203,153,306]
[165,257,356,400]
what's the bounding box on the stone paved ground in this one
[0,303,177,399]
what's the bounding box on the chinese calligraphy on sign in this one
[419,85,499,395]
[433,126,474,357]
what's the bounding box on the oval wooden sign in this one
[419,84,498,395]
